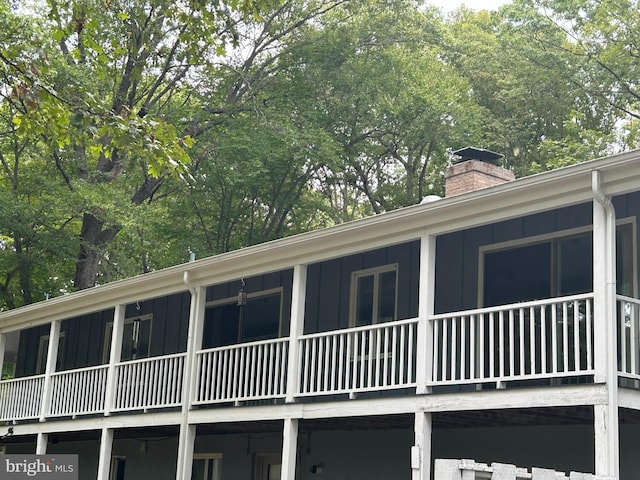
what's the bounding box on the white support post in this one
[39,320,61,422]
[96,428,114,480]
[593,194,608,384]
[412,411,432,480]
[176,425,196,480]
[281,418,299,480]
[416,231,436,394]
[592,170,619,479]
[286,264,307,403]
[176,274,206,480]
[0,333,6,379]
[104,304,125,415]
[35,432,47,454]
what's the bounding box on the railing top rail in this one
[50,364,109,377]
[0,374,45,386]
[429,293,594,321]
[616,293,640,304]
[116,351,187,367]
[300,317,419,341]
[197,336,289,355]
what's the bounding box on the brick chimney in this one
[445,147,515,197]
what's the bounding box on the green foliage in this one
[0,0,631,308]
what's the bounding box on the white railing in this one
[49,365,108,417]
[617,294,640,380]
[429,294,594,386]
[0,375,44,421]
[113,353,185,411]
[434,459,614,480]
[297,319,418,397]
[194,338,288,405]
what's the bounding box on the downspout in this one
[592,169,619,479]
[176,271,199,480]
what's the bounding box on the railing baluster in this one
[529,307,536,374]
[442,318,449,381]
[563,302,569,372]
[586,299,593,371]
[573,300,580,372]
[540,306,547,374]
[432,319,440,382]
[498,311,504,380]
[470,315,475,380]
[489,312,495,379]
[518,308,525,376]
[479,313,485,379]
[338,333,345,391]
[451,316,458,382]
[552,303,558,374]
[508,310,515,377]
[630,301,637,375]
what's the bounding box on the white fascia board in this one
[1,150,639,332]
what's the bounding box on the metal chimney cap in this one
[453,146,504,164]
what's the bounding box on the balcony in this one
[0,293,635,423]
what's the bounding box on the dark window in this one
[202,292,282,348]
[351,265,398,326]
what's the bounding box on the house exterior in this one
[0,149,639,480]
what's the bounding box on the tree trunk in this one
[73,213,120,290]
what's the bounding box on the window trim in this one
[192,453,222,480]
[348,263,399,328]
[478,217,637,307]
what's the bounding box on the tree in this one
[2,0,278,290]
[444,5,619,175]
[273,0,485,215]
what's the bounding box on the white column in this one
[176,275,206,480]
[39,320,61,421]
[104,304,125,415]
[281,418,299,480]
[286,264,307,403]
[416,231,436,394]
[592,170,619,479]
[412,411,432,480]
[0,332,6,379]
[593,194,608,384]
[96,427,114,480]
[36,432,47,454]
[176,425,196,480]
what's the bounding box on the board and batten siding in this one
[435,192,640,315]
[303,240,421,334]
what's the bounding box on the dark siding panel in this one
[462,226,492,310]
[319,260,343,332]
[280,270,294,336]
[492,219,522,244]
[305,241,420,333]
[434,201,599,313]
[304,264,321,334]
[524,211,557,237]
[58,309,114,370]
[435,232,464,314]
[556,203,591,230]
[15,324,51,377]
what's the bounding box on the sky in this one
[428,0,510,12]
